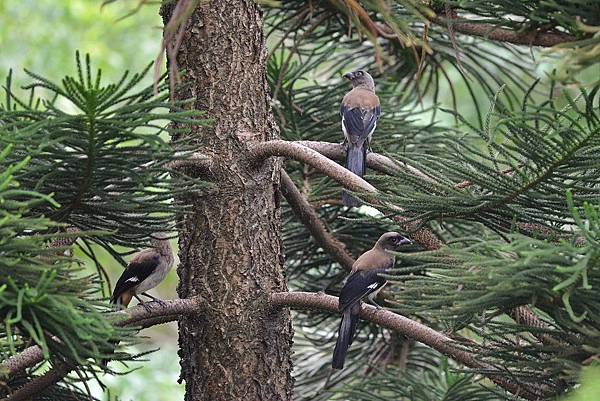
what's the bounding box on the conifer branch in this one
[2,362,74,401]
[280,170,355,271]
[270,291,555,400]
[251,140,553,344]
[428,13,577,47]
[0,298,203,382]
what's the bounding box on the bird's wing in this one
[338,269,387,312]
[110,250,160,302]
[341,89,381,145]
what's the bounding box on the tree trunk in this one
[160,2,293,401]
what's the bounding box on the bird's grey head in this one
[150,232,173,252]
[376,232,412,251]
[343,70,375,91]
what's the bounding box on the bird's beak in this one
[397,237,412,247]
[343,72,354,80]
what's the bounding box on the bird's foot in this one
[141,292,165,306]
[370,299,384,310]
[140,301,152,312]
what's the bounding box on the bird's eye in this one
[357,71,363,76]
[390,237,398,243]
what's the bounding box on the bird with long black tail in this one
[340,70,380,207]
[332,232,411,369]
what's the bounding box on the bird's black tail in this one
[332,307,360,369]
[101,292,131,366]
[343,143,367,207]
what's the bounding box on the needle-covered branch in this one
[1,298,203,383]
[271,291,554,401]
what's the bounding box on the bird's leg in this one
[141,292,166,306]
[369,298,384,310]
[135,295,152,312]
[368,283,386,310]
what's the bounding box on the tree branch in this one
[428,13,577,47]
[0,297,203,399]
[167,152,214,178]
[294,140,435,182]
[250,140,443,250]
[249,140,377,193]
[271,291,554,401]
[280,170,355,271]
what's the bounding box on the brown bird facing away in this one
[340,70,381,207]
[110,232,174,308]
[332,232,411,369]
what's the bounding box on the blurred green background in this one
[1,1,183,399]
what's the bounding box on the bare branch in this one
[280,170,355,271]
[251,140,443,250]
[249,140,377,193]
[167,152,214,177]
[429,13,577,47]
[271,291,554,401]
[295,140,434,182]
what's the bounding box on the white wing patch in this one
[341,116,348,139]
[367,283,379,290]
[125,277,140,283]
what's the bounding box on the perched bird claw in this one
[141,301,153,313]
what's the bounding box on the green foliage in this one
[369,83,600,234]
[0,53,208,397]
[0,53,208,251]
[0,145,119,372]
[334,354,503,401]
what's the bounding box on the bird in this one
[331,232,411,370]
[110,232,174,308]
[340,70,380,207]
[101,233,174,366]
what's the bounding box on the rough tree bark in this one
[160,2,293,401]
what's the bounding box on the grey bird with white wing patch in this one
[110,232,174,308]
[331,232,412,369]
[340,70,381,207]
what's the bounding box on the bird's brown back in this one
[342,88,380,110]
[352,247,394,272]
